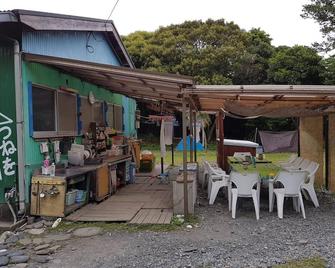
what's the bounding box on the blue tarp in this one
[176,136,204,151]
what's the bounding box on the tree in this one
[123,20,272,85]
[302,0,335,52]
[321,56,335,84]
[267,45,324,84]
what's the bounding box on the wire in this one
[105,0,120,24]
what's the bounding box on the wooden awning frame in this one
[24,53,335,118]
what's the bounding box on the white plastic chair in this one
[269,171,308,219]
[284,159,310,171]
[278,154,297,166]
[280,157,303,169]
[301,161,320,207]
[202,160,223,190]
[229,172,260,220]
[207,163,230,208]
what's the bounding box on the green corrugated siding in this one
[21,61,136,201]
[0,44,18,203]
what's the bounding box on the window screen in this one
[32,86,56,132]
[93,102,103,126]
[58,91,77,134]
[80,97,93,133]
[113,105,123,131]
[107,103,114,127]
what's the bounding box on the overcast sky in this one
[2,0,323,47]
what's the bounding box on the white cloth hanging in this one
[196,121,202,143]
[164,121,173,145]
[160,120,166,157]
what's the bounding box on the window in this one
[32,86,56,136]
[80,96,93,133]
[30,84,78,138]
[107,103,114,127]
[58,91,77,135]
[93,102,104,125]
[113,104,123,132]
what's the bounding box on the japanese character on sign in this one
[0,113,16,180]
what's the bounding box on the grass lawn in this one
[273,257,326,268]
[141,143,294,167]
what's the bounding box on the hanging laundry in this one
[160,120,166,157]
[164,121,174,145]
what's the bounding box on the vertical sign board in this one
[0,44,18,204]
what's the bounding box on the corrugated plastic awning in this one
[186,85,335,117]
[23,53,194,105]
[24,53,335,118]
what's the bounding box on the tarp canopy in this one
[259,130,298,153]
[176,136,204,151]
[24,53,335,118]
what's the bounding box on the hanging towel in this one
[160,120,166,157]
[164,121,174,145]
[196,121,202,142]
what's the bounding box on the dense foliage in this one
[302,0,335,52]
[123,18,332,140]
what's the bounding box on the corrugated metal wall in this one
[22,31,121,66]
[21,62,137,201]
[0,43,18,203]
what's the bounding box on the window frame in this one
[30,83,78,139]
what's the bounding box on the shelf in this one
[65,201,86,215]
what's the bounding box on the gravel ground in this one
[44,188,335,268]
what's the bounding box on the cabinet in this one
[30,174,90,217]
[90,164,110,202]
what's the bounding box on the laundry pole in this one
[182,98,189,217]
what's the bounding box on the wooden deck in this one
[66,175,173,224]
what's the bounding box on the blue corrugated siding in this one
[22,31,121,66]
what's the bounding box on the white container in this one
[68,150,84,166]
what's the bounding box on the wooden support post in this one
[328,114,335,192]
[193,110,197,163]
[300,116,324,188]
[171,144,174,166]
[189,105,194,163]
[182,98,189,217]
[216,110,225,169]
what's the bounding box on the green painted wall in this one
[21,61,136,201]
[0,43,18,203]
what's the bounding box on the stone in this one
[30,255,50,264]
[35,249,51,255]
[32,222,44,229]
[25,229,45,235]
[12,264,28,268]
[0,232,13,244]
[26,217,35,225]
[0,249,8,257]
[9,255,29,264]
[31,238,43,245]
[17,239,32,246]
[34,244,50,251]
[73,227,102,237]
[0,256,9,266]
[5,235,19,244]
[298,239,308,245]
[42,221,53,227]
[44,234,71,242]
[7,250,26,257]
[186,225,193,229]
[49,245,61,252]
